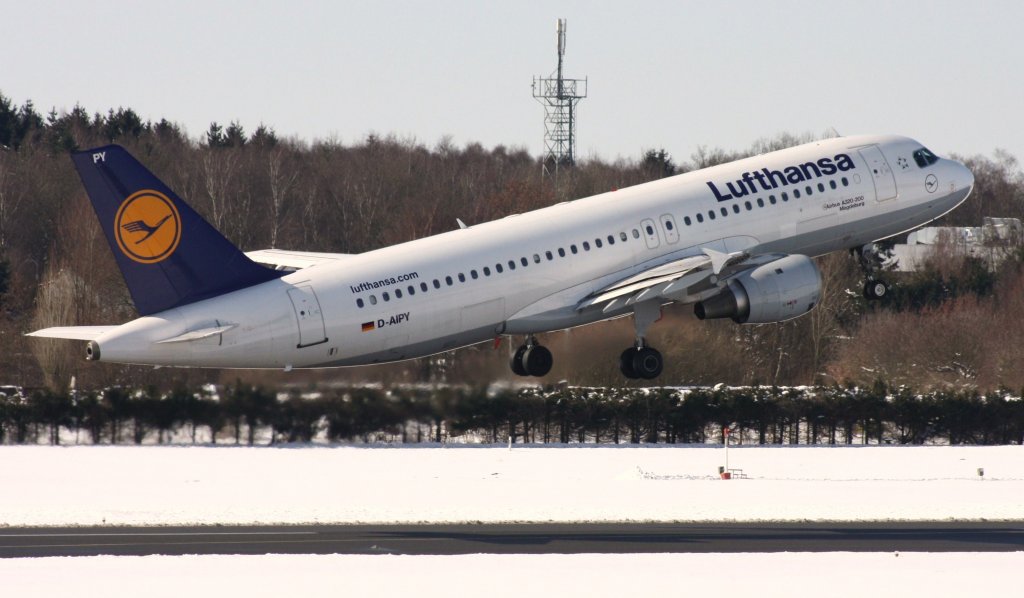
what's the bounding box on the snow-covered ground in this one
[3,445,1021,595]
[2,444,1023,525]
[2,552,1022,597]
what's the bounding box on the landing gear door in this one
[859,145,898,202]
[288,285,328,348]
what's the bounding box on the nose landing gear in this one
[856,244,891,301]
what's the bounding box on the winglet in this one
[71,145,283,316]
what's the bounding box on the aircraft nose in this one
[961,161,975,193]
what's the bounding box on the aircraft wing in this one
[244,249,352,271]
[26,326,117,340]
[577,249,788,312]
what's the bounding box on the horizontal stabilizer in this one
[27,326,117,341]
[244,249,351,271]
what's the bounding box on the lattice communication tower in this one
[532,19,587,176]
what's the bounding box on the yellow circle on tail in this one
[114,190,181,264]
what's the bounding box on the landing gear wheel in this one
[522,345,553,377]
[620,348,639,379]
[510,345,529,376]
[863,279,889,301]
[632,347,663,380]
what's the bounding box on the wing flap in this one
[577,249,791,312]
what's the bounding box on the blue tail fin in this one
[71,145,283,316]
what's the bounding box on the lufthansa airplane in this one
[30,135,973,379]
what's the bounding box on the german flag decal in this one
[361,321,375,332]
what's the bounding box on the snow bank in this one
[2,552,1022,597]
[2,444,1022,526]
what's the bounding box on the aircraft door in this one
[660,214,679,244]
[641,218,661,249]
[858,145,898,202]
[288,285,328,348]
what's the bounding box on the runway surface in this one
[2,522,1023,557]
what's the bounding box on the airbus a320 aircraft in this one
[30,135,973,379]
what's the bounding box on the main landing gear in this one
[510,336,553,377]
[619,344,663,380]
[620,300,664,380]
[508,301,666,380]
[855,243,890,301]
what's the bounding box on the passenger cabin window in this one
[684,216,692,225]
[632,229,640,239]
[357,298,364,308]
[913,147,939,168]
[696,213,704,223]
[445,276,453,286]
[420,282,428,292]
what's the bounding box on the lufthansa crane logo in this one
[114,190,181,264]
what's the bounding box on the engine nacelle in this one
[694,254,822,324]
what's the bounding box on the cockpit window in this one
[913,147,939,168]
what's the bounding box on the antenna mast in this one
[532,19,587,178]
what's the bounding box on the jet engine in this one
[694,254,821,324]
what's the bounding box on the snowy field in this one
[2,552,1023,597]
[3,445,1021,596]
[1,444,1023,525]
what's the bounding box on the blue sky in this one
[6,1,1022,164]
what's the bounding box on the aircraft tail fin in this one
[71,145,282,316]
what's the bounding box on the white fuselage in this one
[91,135,974,368]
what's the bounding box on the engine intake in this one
[694,254,821,324]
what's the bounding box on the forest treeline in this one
[1,383,1021,446]
[2,93,1024,394]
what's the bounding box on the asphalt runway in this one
[1,522,1023,557]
